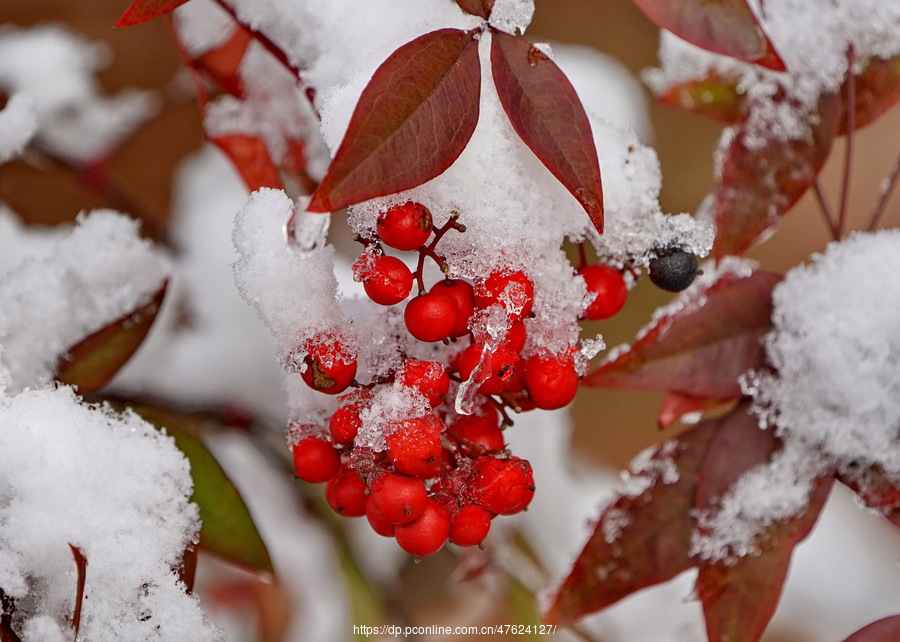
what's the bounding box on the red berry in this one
[359,255,413,306]
[398,360,450,407]
[449,505,492,547]
[365,498,396,537]
[386,416,443,478]
[429,279,475,338]
[464,457,535,516]
[450,414,504,453]
[292,436,341,483]
[404,293,457,343]
[301,335,357,395]
[329,402,363,446]
[501,320,527,353]
[369,472,428,524]
[395,498,450,557]
[326,470,368,517]
[474,270,534,321]
[458,343,518,395]
[377,201,433,251]
[523,355,579,410]
[579,264,627,320]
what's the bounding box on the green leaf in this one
[56,281,167,394]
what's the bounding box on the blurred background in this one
[2,1,898,641]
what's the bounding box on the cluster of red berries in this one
[290,201,630,557]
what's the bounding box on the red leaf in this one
[843,616,900,642]
[585,269,783,398]
[836,466,900,531]
[490,29,603,233]
[456,0,495,19]
[657,392,729,429]
[546,400,778,625]
[191,26,252,98]
[841,55,900,134]
[307,29,481,213]
[712,93,840,258]
[631,0,785,71]
[56,282,167,394]
[116,0,191,27]
[697,473,833,642]
[68,544,87,640]
[658,71,746,124]
[211,133,284,192]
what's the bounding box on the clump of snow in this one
[0,93,37,162]
[621,439,680,498]
[0,385,221,640]
[0,210,168,393]
[645,1,900,147]
[489,0,535,35]
[0,25,156,163]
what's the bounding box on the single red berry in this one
[386,416,443,478]
[474,270,534,321]
[330,406,361,446]
[292,436,341,483]
[458,343,518,395]
[464,457,535,516]
[398,360,450,407]
[523,355,579,410]
[369,472,429,524]
[501,320,527,353]
[404,293,457,343]
[365,498,396,537]
[449,505,492,547]
[429,279,475,338]
[579,264,627,320]
[359,254,413,306]
[325,470,368,517]
[450,414,504,453]
[301,335,357,395]
[376,201,433,251]
[395,498,450,557]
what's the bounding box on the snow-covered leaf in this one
[586,269,782,398]
[657,71,745,123]
[697,473,833,642]
[657,392,727,429]
[56,281,167,394]
[211,133,283,192]
[630,0,785,70]
[191,27,252,98]
[308,28,481,213]
[490,29,603,232]
[712,93,840,258]
[842,55,900,133]
[456,0,495,19]
[116,0,193,27]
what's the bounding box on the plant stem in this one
[836,46,856,239]
[867,154,900,231]
[812,181,840,240]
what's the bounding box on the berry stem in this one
[812,181,840,241]
[866,153,900,232]
[413,211,465,293]
[577,242,588,269]
[836,45,856,240]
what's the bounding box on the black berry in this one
[648,249,698,292]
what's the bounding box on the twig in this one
[812,181,840,240]
[836,46,856,239]
[867,154,900,231]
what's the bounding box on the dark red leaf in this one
[68,544,87,639]
[490,29,603,233]
[697,473,833,642]
[178,541,199,594]
[191,26,252,98]
[630,0,785,71]
[712,93,840,258]
[211,133,284,192]
[837,466,900,531]
[585,269,782,398]
[658,71,746,124]
[547,400,777,625]
[843,616,900,642]
[56,282,167,394]
[116,0,192,27]
[307,29,480,213]
[456,0,495,19]
[657,392,730,429]
[841,55,900,134]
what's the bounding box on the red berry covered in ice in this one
[458,343,518,395]
[523,354,579,410]
[292,436,341,483]
[301,335,357,395]
[579,264,627,320]
[376,201,432,251]
[449,504,492,547]
[450,414,504,453]
[395,497,450,557]
[398,360,449,407]
[404,293,457,343]
[386,415,443,478]
[474,270,534,321]
[325,469,368,517]
[429,279,475,338]
[359,255,413,306]
[369,472,428,524]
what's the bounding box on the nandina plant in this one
[0,0,897,640]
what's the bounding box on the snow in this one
[0,386,220,641]
[0,93,37,162]
[0,25,156,163]
[0,210,168,393]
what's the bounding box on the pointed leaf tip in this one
[116,0,192,27]
[308,28,481,213]
[455,0,496,19]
